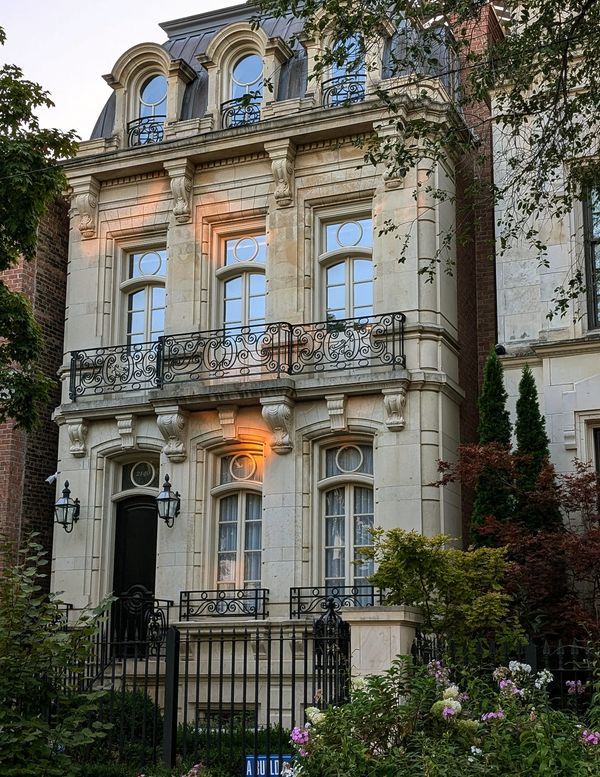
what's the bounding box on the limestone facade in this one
[52,4,474,628]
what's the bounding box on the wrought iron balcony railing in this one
[69,312,406,400]
[127,115,166,146]
[180,589,269,620]
[321,74,366,108]
[221,98,261,129]
[289,585,386,619]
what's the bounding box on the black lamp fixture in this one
[54,481,80,533]
[156,474,180,528]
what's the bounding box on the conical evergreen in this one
[471,348,513,538]
[514,365,562,531]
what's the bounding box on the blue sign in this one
[245,754,292,776]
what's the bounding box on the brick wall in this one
[0,198,69,569]
[455,5,504,538]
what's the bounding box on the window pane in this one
[325,515,345,546]
[246,493,262,520]
[129,289,145,312]
[232,54,263,99]
[325,548,345,580]
[249,273,266,294]
[326,285,345,313]
[353,259,372,283]
[325,218,372,252]
[244,551,261,584]
[128,311,144,337]
[225,234,267,265]
[219,494,238,522]
[249,297,265,324]
[224,299,242,326]
[325,487,345,517]
[331,36,365,79]
[218,554,236,584]
[224,276,242,298]
[140,75,167,117]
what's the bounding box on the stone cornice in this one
[500,334,600,366]
[64,89,463,183]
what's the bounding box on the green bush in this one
[289,656,600,776]
[0,536,110,777]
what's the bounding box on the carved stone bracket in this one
[164,159,194,224]
[325,394,347,432]
[67,418,89,458]
[71,177,100,239]
[265,139,296,208]
[375,120,407,191]
[261,396,294,454]
[382,387,407,431]
[156,406,188,462]
[218,405,239,441]
[116,414,136,449]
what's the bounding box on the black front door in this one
[112,496,158,646]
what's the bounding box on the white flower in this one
[443,685,460,700]
[305,706,325,725]
[443,699,462,713]
[509,661,532,675]
[534,669,553,689]
[471,746,483,756]
[351,676,368,691]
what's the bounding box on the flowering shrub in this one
[287,656,600,776]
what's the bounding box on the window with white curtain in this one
[214,452,263,589]
[320,216,373,321]
[319,443,374,589]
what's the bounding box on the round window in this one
[335,445,364,473]
[230,454,257,481]
[130,461,156,488]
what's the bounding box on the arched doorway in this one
[112,495,157,646]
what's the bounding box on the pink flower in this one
[582,730,600,745]
[566,680,585,695]
[442,705,457,719]
[291,725,310,746]
[481,709,505,722]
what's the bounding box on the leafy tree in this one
[0,28,78,429]
[514,365,562,531]
[471,348,512,533]
[367,528,523,645]
[0,536,109,776]
[256,0,599,313]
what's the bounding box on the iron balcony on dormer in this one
[127,115,166,146]
[68,312,406,400]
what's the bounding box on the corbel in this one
[265,139,296,208]
[261,395,294,454]
[375,119,407,191]
[164,159,195,224]
[156,405,189,463]
[115,414,136,449]
[217,405,239,442]
[325,394,347,432]
[382,386,407,431]
[67,417,89,458]
[70,176,100,239]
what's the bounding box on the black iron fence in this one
[180,589,269,620]
[221,98,261,128]
[411,632,593,712]
[289,586,386,618]
[69,312,406,399]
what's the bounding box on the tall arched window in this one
[219,233,267,330]
[222,54,263,128]
[319,443,374,590]
[323,36,366,107]
[321,217,373,321]
[213,451,264,590]
[128,74,167,146]
[122,249,167,344]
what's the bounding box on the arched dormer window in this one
[322,36,366,107]
[128,74,167,146]
[222,53,264,129]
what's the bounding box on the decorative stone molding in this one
[156,406,188,463]
[260,396,294,454]
[375,120,407,191]
[325,394,347,432]
[217,405,239,441]
[265,139,296,208]
[383,387,407,431]
[164,159,194,224]
[67,418,88,458]
[115,414,136,449]
[71,177,100,239]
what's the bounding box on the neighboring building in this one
[51,1,500,657]
[0,199,69,567]
[495,172,600,478]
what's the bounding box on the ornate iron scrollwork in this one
[180,588,269,620]
[321,75,366,108]
[221,98,261,129]
[312,598,351,706]
[127,116,166,146]
[289,585,384,618]
[69,341,161,400]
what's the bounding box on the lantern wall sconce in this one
[54,481,80,533]
[156,474,180,528]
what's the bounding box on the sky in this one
[0,0,241,139]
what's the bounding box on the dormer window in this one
[128,74,167,146]
[322,37,366,108]
[222,54,263,129]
